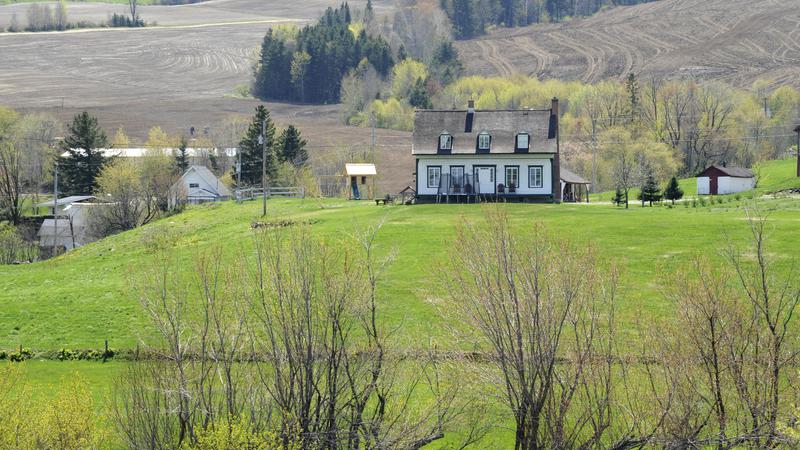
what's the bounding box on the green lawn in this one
[2,161,800,351]
[1,160,799,447]
[591,157,797,202]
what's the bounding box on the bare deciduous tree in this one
[114,222,469,449]
[448,207,625,449]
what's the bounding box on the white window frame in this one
[516,133,530,151]
[505,166,519,189]
[528,165,543,188]
[477,132,491,151]
[438,133,453,151]
[427,166,442,188]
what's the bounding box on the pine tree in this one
[237,106,277,186]
[663,176,684,204]
[397,44,407,62]
[638,171,660,207]
[59,111,109,196]
[408,77,432,109]
[430,40,464,86]
[365,0,374,22]
[611,186,625,207]
[452,0,477,39]
[625,72,639,123]
[277,125,308,167]
[175,136,190,174]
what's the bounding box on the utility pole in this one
[261,119,267,217]
[591,117,597,192]
[794,125,800,177]
[53,161,59,255]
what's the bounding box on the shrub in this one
[9,348,31,362]
[0,223,38,264]
[35,374,107,448]
[185,417,299,450]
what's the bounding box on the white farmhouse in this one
[413,99,564,202]
[170,165,233,207]
[696,165,755,195]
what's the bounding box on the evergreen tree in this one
[254,29,292,101]
[365,0,374,22]
[237,106,277,186]
[277,125,308,167]
[175,136,190,174]
[430,40,464,86]
[638,170,660,207]
[253,3,395,104]
[397,44,408,62]
[611,186,625,207]
[663,176,684,204]
[452,0,477,39]
[59,111,109,196]
[625,72,639,122]
[408,77,432,109]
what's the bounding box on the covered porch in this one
[560,168,591,203]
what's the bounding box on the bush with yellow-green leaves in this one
[0,363,107,449]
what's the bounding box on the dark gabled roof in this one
[698,165,755,178]
[412,109,556,155]
[560,167,590,184]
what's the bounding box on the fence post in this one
[103,339,108,362]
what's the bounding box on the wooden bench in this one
[376,195,394,205]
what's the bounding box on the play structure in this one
[344,163,377,200]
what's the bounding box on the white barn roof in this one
[35,195,95,208]
[345,163,377,176]
[61,148,238,158]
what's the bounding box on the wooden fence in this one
[235,187,305,201]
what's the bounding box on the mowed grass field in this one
[2,158,800,352]
[2,159,799,443]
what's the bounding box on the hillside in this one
[457,0,800,88]
[2,158,799,352]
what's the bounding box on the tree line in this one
[0,105,310,260]
[1,0,144,33]
[440,0,659,39]
[253,3,394,104]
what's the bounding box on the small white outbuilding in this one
[170,165,233,208]
[696,165,755,195]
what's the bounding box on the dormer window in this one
[438,132,453,153]
[516,133,530,152]
[477,132,491,153]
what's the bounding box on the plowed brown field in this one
[457,0,800,88]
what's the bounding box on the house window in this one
[505,166,519,190]
[516,133,530,152]
[427,166,441,188]
[450,166,465,191]
[477,132,491,152]
[528,165,543,188]
[189,183,200,188]
[438,133,453,152]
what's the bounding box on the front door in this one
[474,166,495,194]
[710,176,718,195]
